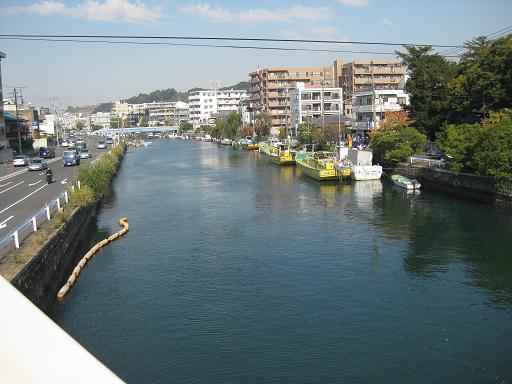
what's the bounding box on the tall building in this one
[351,89,409,135]
[113,100,190,126]
[290,83,343,136]
[249,60,342,135]
[188,89,247,127]
[340,61,405,102]
[0,51,7,157]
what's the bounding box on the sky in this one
[0,0,511,107]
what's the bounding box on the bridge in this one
[96,126,180,135]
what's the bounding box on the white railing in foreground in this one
[0,180,81,259]
[0,276,125,383]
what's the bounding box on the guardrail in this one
[0,180,81,260]
[409,156,445,167]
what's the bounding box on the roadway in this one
[0,135,106,238]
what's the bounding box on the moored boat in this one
[350,165,383,180]
[239,136,259,150]
[391,174,421,190]
[259,142,295,165]
[295,151,338,181]
[221,138,232,145]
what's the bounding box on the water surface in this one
[51,140,512,383]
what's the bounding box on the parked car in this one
[28,157,48,171]
[67,140,76,149]
[63,150,80,166]
[97,140,107,149]
[61,140,69,147]
[39,146,56,159]
[79,149,91,159]
[13,155,30,167]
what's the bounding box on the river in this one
[50,139,512,384]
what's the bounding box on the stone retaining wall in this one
[396,165,512,206]
[10,202,100,313]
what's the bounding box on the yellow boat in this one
[259,142,295,165]
[239,136,259,150]
[295,151,339,181]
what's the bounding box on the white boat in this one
[203,134,213,142]
[351,165,383,180]
[140,140,152,147]
[221,138,232,145]
[391,174,421,190]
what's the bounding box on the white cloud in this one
[181,3,331,24]
[380,18,396,27]
[6,0,159,23]
[335,0,370,6]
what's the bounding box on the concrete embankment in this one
[395,164,512,206]
[9,203,100,313]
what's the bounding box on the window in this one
[366,98,372,105]
[398,97,406,105]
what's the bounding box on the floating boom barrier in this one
[57,218,129,299]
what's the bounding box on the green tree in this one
[218,111,241,140]
[139,117,148,127]
[75,120,84,130]
[436,123,481,173]
[254,112,271,141]
[474,109,512,187]
[396,45,457,139]
[449,34,512,121]
[179,121,193,132]
[297,122,314,145]
[370,113,427,164]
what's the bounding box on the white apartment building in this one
[90,112,111,129]
[188,89,247,127]
[290,83,343,135]
[351,89,409,135]
[113,100,189,126]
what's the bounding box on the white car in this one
[79,149,91,159]
[61,140,69,147]
[13,155,30,167]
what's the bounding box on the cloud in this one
[282,25,345,41]
[335,0,370,6]
[380,18,396,27]
[6,0,160,23]
[181,3,331,23]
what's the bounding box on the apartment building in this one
[290,83,343,136]
[351,89,409,135]
[188,89,247,127]
[0,51,7,157]
[340,61,405,102]
[249,63,341,135]
[113,100,190,126]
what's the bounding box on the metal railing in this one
[0,180,81,260]
[409,156,445,167]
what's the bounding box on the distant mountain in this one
[220,81,249,91]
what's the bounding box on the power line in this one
[0,37,462,58]
[0,34,463,48]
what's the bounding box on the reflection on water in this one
[51,140,512,384]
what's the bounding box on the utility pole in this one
[321,70,325,132]
[14,89,23,155]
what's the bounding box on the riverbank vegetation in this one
[375,33,512,186]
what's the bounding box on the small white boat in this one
[391,174,421,190]
[221,138,232,145]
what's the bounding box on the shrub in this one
[68,185,96,209]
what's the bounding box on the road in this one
[0,135,106,238]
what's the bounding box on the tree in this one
[219,111,241,140]
[75,120,84,130]
[436,123,481,173]
[254,112,271,141]
[474,109,512,187]
[370,112,427,164]
[139,117,148,127]
[449,34,512,121]
[180,121,193,132]
[110,120,118,129]
[396,45,458,139]
[297,122,314,145]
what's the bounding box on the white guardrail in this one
[0,180,81,259]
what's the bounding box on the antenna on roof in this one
[210,80,220,91]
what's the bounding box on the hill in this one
[220,81,249,91]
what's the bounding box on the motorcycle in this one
[46,170,54,184]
